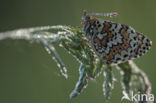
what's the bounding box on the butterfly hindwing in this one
[84,17,152,65]
[133,32,152,58]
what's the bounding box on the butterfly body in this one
[83,12,152,65]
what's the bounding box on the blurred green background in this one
[0,0,155,103]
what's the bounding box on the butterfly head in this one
[83,10,90,21]
[82,10,93,37]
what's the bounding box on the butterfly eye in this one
[84,15,90,21]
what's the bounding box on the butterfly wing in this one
[133,32,152,58]
[88,19,151,65]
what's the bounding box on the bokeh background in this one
[0,0,155,103]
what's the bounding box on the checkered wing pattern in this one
[84,18,152,65]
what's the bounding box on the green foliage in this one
[0,25,152,103]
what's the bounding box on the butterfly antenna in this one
[88,12,118,18]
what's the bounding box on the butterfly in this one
[82,10,152,65]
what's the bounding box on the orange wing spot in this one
[94,38,101,46]
[101,23,111,34]
[123,43,128,48]
[136,32,140,36]
[117,45,122,50]
[121,27,127,36]
[107,55,113,61]
[111,47,116,54]
[102,39,106,46]
[89,17,97,23]
[124,37,129,42]
[107,32,113,39]
[134,47,141,56]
